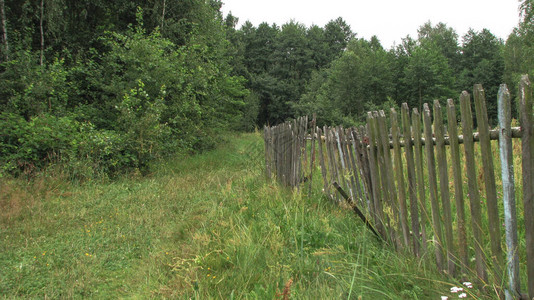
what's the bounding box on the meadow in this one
[1,132,486,299]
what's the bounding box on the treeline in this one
[0,0,253,177]
[226,1,534,128]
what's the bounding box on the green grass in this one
[1,132,478,299]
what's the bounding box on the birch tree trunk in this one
[161,0,166,30]
[0,0,8,61]
[40,0,44,65]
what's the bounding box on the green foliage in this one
[0,3,250,178]
[234,18,355,125]
[294,38,395,126]
[0,51,70,119]
[402,41,455,110]
[457,29,504,125]
[117,80,170,172]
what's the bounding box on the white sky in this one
[220,0,521,48]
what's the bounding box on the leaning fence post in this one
[498,84,521,300]
[519,75,534,300]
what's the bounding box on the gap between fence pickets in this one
[305,127,522,148]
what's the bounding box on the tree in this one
[402,42,455,110]
[0,0,8,61]
[458,29,504,123]
[295,37,395,125]
[417,21,460,72]
[324,17,355,61]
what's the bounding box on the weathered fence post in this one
[519,75,534,300]
[308,115,317,195]
[460,91,488,283]
[433,100,455,276]
[423,103,445,272]
[473,84,504,286]
[412,108,428,251]
[498,84,521,300]
[401,103,421,256]
[391,108,410,249]
[446,99,468,275]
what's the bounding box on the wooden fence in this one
[263,76,534,299]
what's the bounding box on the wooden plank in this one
[367,112,386,238]
[423,103,445,271]
[316,128,330,198]
[378,127,522,149]
[473,84,504,284]
[412,108,428,250]
[446,99,469,274]
[519,75,534,300]
[379,110,401,247]
[402,103,421,257]
[355,126,373,214]
[391,108,410,249]
[433,100,455,276]
[309,115,317,195]
[460,91,488,283]
[325,127,340,202]
[346,128,364,210]
[335,127,351,198]
[498,84,521,299]
[264,126,270,178]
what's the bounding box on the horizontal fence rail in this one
[263,76,534,300]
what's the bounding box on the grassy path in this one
[1,132,473,299]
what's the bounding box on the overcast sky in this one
[220,0,521,48]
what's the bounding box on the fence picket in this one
[460,91,488,283]
[377,110,399,246]
[412,108,428,251]
[367,113,385,237]
[316,128,329,198]
[401,104,421,256]
[498,84,521,299]
[391,108,410,249]
[519,75,534,300]
[446,99,469,274]
[474,85,504,286]
[423,103,445,271]
[433,100,456,276]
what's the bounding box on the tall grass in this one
[1,132,466,298]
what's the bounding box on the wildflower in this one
[212,276,216,279]
[462,282,473,288]
[458,293,467,298]
[450,286,463,293]
[441,296,448,300]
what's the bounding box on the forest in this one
[1,0,533,178]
